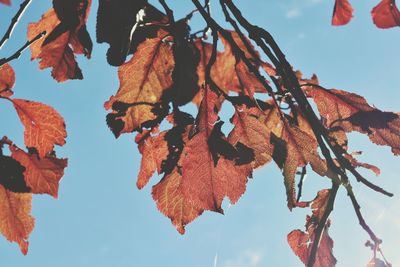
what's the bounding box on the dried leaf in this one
[0,155,30,193]
[288,190,337,267]
[10,146,67,198]
[332,0,354,26]
[12,99,67,158]
[135,129,169,189]
[371,0,400,29]
[105,30,174,136]
[0,0,10,5]
[305,86,400,155]
[27,2,92,82]
[0,63,15,97]
[0,185,34,255]
[152,169,203,234]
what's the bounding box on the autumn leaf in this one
[288,190,337,267]
[332,0,354,26]
[0,0,10,5]
[0,185,34,255]
[261,106,327,209]
[0,63,15,97]
[105,29,174,137]
[27,1,92,82]
[304,85,400,155]
[228,106,273,168]
[371,0,400,29]
[152,168,204,234]
[135,129,169,189]
[10,146,67,198]
[212,32,265,96]
[179,87,253,212]
[11,99,67,158]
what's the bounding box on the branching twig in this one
[0,0,32,50]
[0,31,46,67]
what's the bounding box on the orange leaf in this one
[228,106,273,168]
[0,63,15,97]
[105,30,174,136]
[179,87,252,212]
[262,106,328,209]
[305,86,400,155]
[12,99,67,158]
[10,146,67,198]
[135,129,169,189]
[0,0,11,5]
[288,190,337,267]
[27,3,92,82]
[152,169,204,234]
[0,185,34,255]
[372,0,400,29]
[332,0,354,26]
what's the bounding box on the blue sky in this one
[1,1,400,266]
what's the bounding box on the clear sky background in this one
[1,1,400,267]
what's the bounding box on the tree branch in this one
[0,31,46,67]
[0,0,32,50]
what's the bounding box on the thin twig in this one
[0,0,32,50]
[0,31,46,67]
[296,167,307,203]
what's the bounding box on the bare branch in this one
[0,0,32,50]
[0,31,46,67]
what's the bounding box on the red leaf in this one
[288,190,337,267]
[0,64,15,97]
[179,87,252,212]
[305,85,400,155]
[27,2,92,82]
[0,0,11,5]
[152,169,204,234]
[135,129,169,189]
[0,185,34,255]
[332,0,354,26]
[372,0,400,28]
[12,99,67,158]
[104,29,174,136]
[228,106,273,168]
[10,146,68,198]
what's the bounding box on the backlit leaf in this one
[12,99,67,158]
[0,64,15,97]
[332,0,354,26]
[371,0,400,29]
[0,185,34,255]
[10,146,68,198]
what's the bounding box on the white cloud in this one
[286,7,301,19]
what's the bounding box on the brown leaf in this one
[305,86,400,155]
[332,0,354,26]
[179,87,252,212]
[105,29,174,136]
[263,106,327,209]
[152,169,204,234]
[0,63,15,97]
[135,129,169,189]
[212,32,265,96]
[0,185,34,255]
[12,99,67,158]
[10,146,67,198]
[288,189,337,267]
[371,0,400,29]
[228,106,273,168]
[27,3,92,82]
[0,0,11,5]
